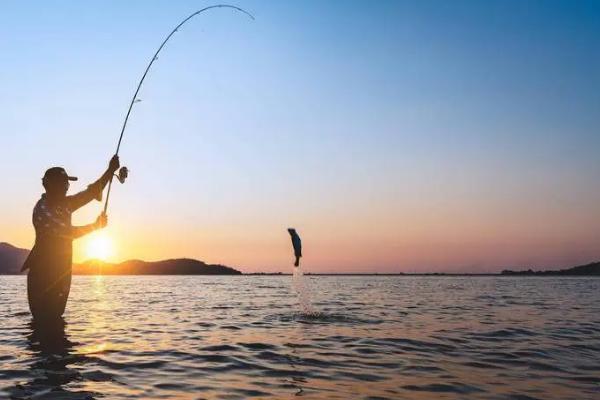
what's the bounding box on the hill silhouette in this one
[74,258,241,275]
[0,242,240,275]
[501,261,600,276]
[0,242,29,274]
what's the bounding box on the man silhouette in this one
[22,155,121,320]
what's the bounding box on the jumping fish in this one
[287,228,302,267]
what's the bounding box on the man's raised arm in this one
[67,155,120,211]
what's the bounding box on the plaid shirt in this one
[22,182,103,272]
[33,194,73,239]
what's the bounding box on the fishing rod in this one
[103,4,254,214]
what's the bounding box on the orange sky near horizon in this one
[4,179,599,274]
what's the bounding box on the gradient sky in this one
[1,0,599,273]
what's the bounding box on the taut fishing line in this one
[103,4,254,214]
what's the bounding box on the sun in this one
[86,231,114,261]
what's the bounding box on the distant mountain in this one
[0,242,30,274]
[0,242,240,275]
[74,258,241,275]
[501,261,600,276]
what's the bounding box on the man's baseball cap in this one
[42,167,78,183]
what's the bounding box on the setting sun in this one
[86,232,114,261]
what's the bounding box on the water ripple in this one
[1,276,599,399]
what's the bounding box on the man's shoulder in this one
[33,194,67,214]
[33,194,46,211]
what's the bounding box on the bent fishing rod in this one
[103,4,254,214]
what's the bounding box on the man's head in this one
[42,167,78,197]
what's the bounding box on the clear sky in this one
[1,0,599,273]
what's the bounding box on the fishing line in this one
[103,4,254,214]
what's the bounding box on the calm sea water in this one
[1,275,599,399]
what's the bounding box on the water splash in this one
[292,266,316,316]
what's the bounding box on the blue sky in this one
[1,1,599,272]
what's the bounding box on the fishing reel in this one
[114,166,129,184]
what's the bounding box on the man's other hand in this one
[95,213,108,229]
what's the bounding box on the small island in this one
[74,258,241,275]
[501,261,600,276]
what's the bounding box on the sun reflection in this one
[94,275,105,290]
[78,342,108,355]
[76,274,113,356]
